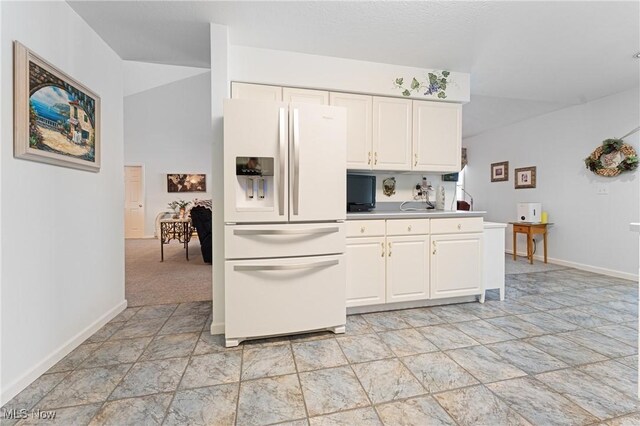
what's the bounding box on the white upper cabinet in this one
[412,101,462,172]
[372,97,412,171]
[330,92,373,170]
[231,82,283,101]
[283,87,329,105]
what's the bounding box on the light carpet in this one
[125,238,212,307]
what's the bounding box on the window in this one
[84,114,88,123]
[73,106,78,119]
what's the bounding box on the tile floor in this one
[2,268,638,425]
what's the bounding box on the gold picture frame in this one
[491,161,509,182]
[515,166,536,189]
[14,41,101,172]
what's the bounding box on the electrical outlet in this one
[596,183,609,195]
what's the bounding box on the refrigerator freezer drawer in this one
[225,223,346,259]
[225,254,346,342]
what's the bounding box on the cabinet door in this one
[231,82,282,101]
[346,237,386,307]
[330,92,372,170]
[372,97,412,171]
[386,235,429,303]
[412,101,462,172]
[283,87,329,105]
[430,233,482,299]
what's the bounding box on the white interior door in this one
[124,165,145,238]
[289,103,346,222]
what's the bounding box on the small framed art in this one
[491,161,509,182]
[514,166,536,189]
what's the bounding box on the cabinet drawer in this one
[225,254,346,340]
[346,220,385,237]
[512,224,530,234]
[386,219,429,236]
[430,217,483,234]
[226,223,345,259]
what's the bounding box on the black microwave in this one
[347,174,376,212]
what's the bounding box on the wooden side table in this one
[160,218,193,262]
[510,222,551,264]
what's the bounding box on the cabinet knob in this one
[388,242,392,257]
[381,242,385,257]
[414,153,418,166]
[408,225,412,231]
[458,224,462,230]
[368,152,371,165]
[432,240,436,255]
[374,152,378,165]
[360,227,365,233]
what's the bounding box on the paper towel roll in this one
[436,186,445,210]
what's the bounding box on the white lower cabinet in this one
[386,235,429,303]
[346,237,386,307]
[346,219,430,307]
[430,233,483,299]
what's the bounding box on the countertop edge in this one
[630,223,640,233]
[346,211,486,220]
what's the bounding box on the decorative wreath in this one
[584,138,638,177]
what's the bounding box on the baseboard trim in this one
[210,322,224,335]
[347,296,477,315]
[505,249,638,281]
[0,300,127,406]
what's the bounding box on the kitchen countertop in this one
[347,210,486,220]
[484,221,507,229]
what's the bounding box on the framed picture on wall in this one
[514,166,536,189]
[13,41,101,172]
[491,161,509,182]
[167,174,206,192]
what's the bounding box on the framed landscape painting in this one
[14,41,101,172]
[167,174,206,193]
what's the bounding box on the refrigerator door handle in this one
[233,227,339,236]
[292,108,300,216]
[234,259,338,272]
[278,107,286,216]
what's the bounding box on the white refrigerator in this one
[223,99,347,347]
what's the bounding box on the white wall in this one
[465,88,640,279]
[124,72,213,236]
[123,60,209,97]
[210,24,229,335]
[229,45,470,103]
[1,2,125,404]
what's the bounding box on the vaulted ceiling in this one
[68,1,639,137]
